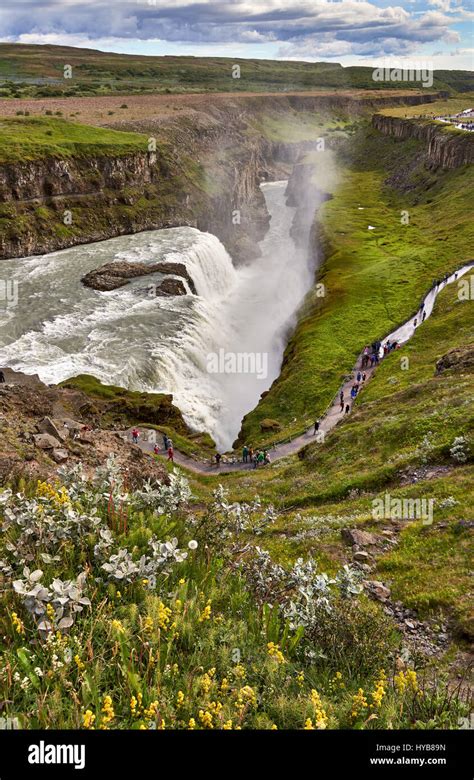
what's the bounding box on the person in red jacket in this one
[167,445,174,462]
[132,428,140,444]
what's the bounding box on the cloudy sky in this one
[0,0,472,69]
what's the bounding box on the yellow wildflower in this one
[267,642,285,664]
[157,600,172,630]
[11,612,25,635]
[82,710,95,729]
[223,720,233,730]
[110,619,125,633]
[395,669,418,695]
[130,693,143,717]
[176,690,185,707]
[142,616,154,635]
[235,685,257,714]
[200,672,214,695]
[351,688,368,720]
[101,695,115,727]
[198,600,212,623]
[144,700,159,719]
[188,718,196,730]
[74,654,85,672]
[198,709,213,729]
[310,689,328,729]
[220,677,230,694]
[370,669,387,710]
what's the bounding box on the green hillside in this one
[0,43,472,97]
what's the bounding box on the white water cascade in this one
[0,181,316,450]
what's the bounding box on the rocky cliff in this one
[372,113,474,169]
[0,91,443,263]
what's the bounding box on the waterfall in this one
[0,185,314,451]
[165,232,237,300]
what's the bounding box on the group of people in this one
[131,428,175,462]
[241,445,271,468]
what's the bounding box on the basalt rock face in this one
[81,260,197,294]
[372,114,474,169]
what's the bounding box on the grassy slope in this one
[379,94,474,119]
[238,124,474,447]
[0,116,150,163]
[210,280,474,636]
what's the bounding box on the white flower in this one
[20,676,30,690]
[188,540,198,550]
[34,667,43,677]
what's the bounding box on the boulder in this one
[365,580,391,602]
[61,417,84,432]
[51,448,69,464]
[37,416,68,442]
[353,550,370,562]
[33,433,61,450]
[341,528,377,547]
[154,278,187,297]
[76,430,93,444]
[260,418,282,432]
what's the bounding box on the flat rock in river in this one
[81,261,197,294]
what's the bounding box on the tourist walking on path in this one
[163,433,168,451]
[313,419,320,435]
[215,452,222,467]
[132,428,140,444]
[153,443,159,455]
[167,445,174,462]
[242,445,249,463]
[345,403,350,414]
[0,370,5,384]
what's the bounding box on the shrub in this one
[304,597,398,676]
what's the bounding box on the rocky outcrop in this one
[341,528,377,547]
[81,260,197,293]
[0,370,173,485]
[372,113,474,169]
[436,343,474,374]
